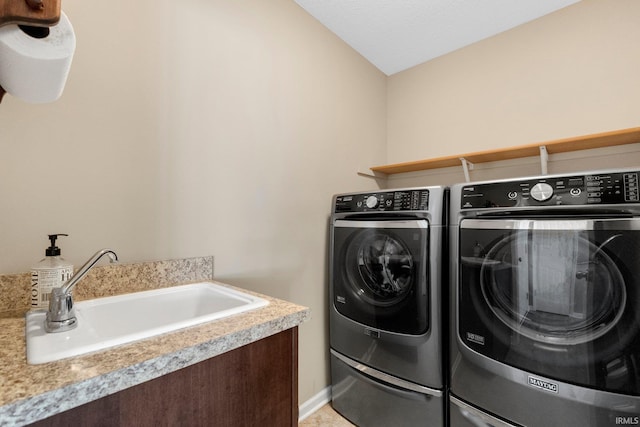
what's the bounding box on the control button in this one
[530,183,554,202]
[385,199,393,207]
[570,188,582,196]
[365,195,379,209]
[507,191,518,200]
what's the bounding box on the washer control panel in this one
[335,189,430,213]
[461,170,639,209]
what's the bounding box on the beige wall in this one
[387,0,640,188]
[0,0,386,405]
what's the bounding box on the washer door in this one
[347,230,414,306]
[332,219,429,335]
[480,230,625,346]
[458,218,640,395]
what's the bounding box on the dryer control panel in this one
[334,189,429,213]
[461,170,639,209]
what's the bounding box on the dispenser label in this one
[31,267,73,308]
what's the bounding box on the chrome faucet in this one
[45,248,118,333]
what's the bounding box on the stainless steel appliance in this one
[449,168,640,427]
[329,186,447,427]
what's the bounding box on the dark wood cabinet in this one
[30,328,298,427]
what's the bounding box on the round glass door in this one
[345,230,414,307]
[480,231,627,345]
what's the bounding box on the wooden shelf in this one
[370,127,640,175]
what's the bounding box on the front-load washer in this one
[329,186,448,427]
[449,168,640,427]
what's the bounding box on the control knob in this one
[530,182,554,202]
[365,195,379,208]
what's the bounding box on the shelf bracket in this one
[460,158,474,182]
[539,145,548,175]
[357,168,387,179]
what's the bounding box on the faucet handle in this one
[44,248,117,333]
[44,288,77,332]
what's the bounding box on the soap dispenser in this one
[30,234,74,309]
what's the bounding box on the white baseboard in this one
[298,386,332,422]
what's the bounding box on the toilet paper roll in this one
[0,11,75,104]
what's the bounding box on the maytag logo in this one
[364,328,380,339]
[528,376,558,394]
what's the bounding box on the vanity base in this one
[29,328,298,426]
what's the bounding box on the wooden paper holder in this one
[0,0,60,28]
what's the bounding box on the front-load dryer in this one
[329,186,448,427]
[449,168,640,427]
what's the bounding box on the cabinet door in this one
[30,328,299,427]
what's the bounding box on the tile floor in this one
[299,404,355,426]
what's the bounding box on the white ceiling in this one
[294,0,581,75]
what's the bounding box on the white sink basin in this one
[25,282,268,364]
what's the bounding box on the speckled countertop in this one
[0,257,310,426]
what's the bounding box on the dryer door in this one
[458,218,640,395]
[332,219,429,335]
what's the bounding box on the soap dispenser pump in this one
[31,234,74,309]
